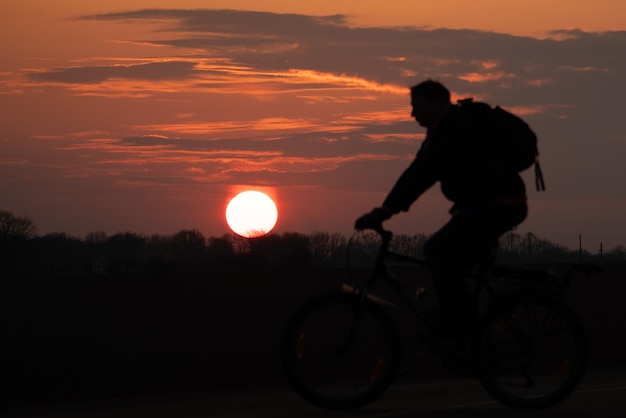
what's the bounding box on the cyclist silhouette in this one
[356,80,528,348]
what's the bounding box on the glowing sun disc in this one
[226,191,278,238]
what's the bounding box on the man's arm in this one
[355,142,438,231]
[382,147,438,214]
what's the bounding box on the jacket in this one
[382,104,526,214]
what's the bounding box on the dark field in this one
[2,262,625,410]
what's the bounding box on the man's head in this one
[410,80,451,128]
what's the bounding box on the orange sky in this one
[3,0,626,69]
[206,0,626,34]
[5,1,626,39]
[1,1,626,250]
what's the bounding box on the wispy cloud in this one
[25,9,619,107]
[28,61,198,84]
[40,133,410,190]
[3,8,626,226]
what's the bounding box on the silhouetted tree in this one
[31,233,85,277]
[2,217,622,279]
[172,229,206,253]
[281,232,312,268]
[85,231,107,244]
[85,231,108,275]
[246,234,282,269]
[497,231,571,263]
[0,210,36,280]
[500,231,523,253]
[309,232,347,267]
[171,229,207,272]
[345,231,381,267]
[144,234,177,275]
[391,233,428,257]
[207,235,236,271]
[243,232,312,270]
[105,232,147,275]
[0,210,36,239]
[605,245,626,261]
[228,234,251,255]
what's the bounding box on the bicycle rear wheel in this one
[281,292,400,409]
[475,291,586,409]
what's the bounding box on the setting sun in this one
[226,191,278,238]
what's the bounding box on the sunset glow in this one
[2,1,626,250]
[226,191,278,238]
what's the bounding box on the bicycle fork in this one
[336,284,374,355]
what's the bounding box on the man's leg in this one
[423,202,527,341]
[423,218,475,342]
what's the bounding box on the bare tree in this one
[105,232,147,275]
[228,234,251,255]
[85,231,108,275]
[391,233,428,256]
[170,229,207,272]
[309,232,347,265]
[207,235,236,269]
[33,233,85,277]
[85,231,107,246]
[0,210,36,241]
[0,210,37,280]
[172,229,206,253]
[606,245,626,261]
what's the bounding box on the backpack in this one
[458,98,545,191]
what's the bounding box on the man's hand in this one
[354,207,393,230]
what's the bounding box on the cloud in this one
[0,159,30,166]
[458,71,515,83]
[33,123,417,193]
[6,9,626,203]
[82,9,349,36]
[28,61,199,84]
[19,9,626,127]
[75,10,626,99]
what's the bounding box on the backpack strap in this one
[534,159,546,191]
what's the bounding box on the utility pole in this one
[599,242,603,261]
[579,234,582,264]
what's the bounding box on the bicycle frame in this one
[343,230,423,308]
[343,227,601,328]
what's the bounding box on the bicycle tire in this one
[475,291,587,409]
[281,292,401,409]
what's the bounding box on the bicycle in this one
[281,226,601,410]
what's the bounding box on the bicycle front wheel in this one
[281,292,400,409]
[475,292,587,409]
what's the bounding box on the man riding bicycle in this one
[356,80,528,349]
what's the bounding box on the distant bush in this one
[3,208,624,280]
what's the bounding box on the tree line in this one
[1,210,623,281]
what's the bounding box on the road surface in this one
[6,370,626,417]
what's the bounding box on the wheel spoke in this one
[477,293,586,410]
[282,293,399,410]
